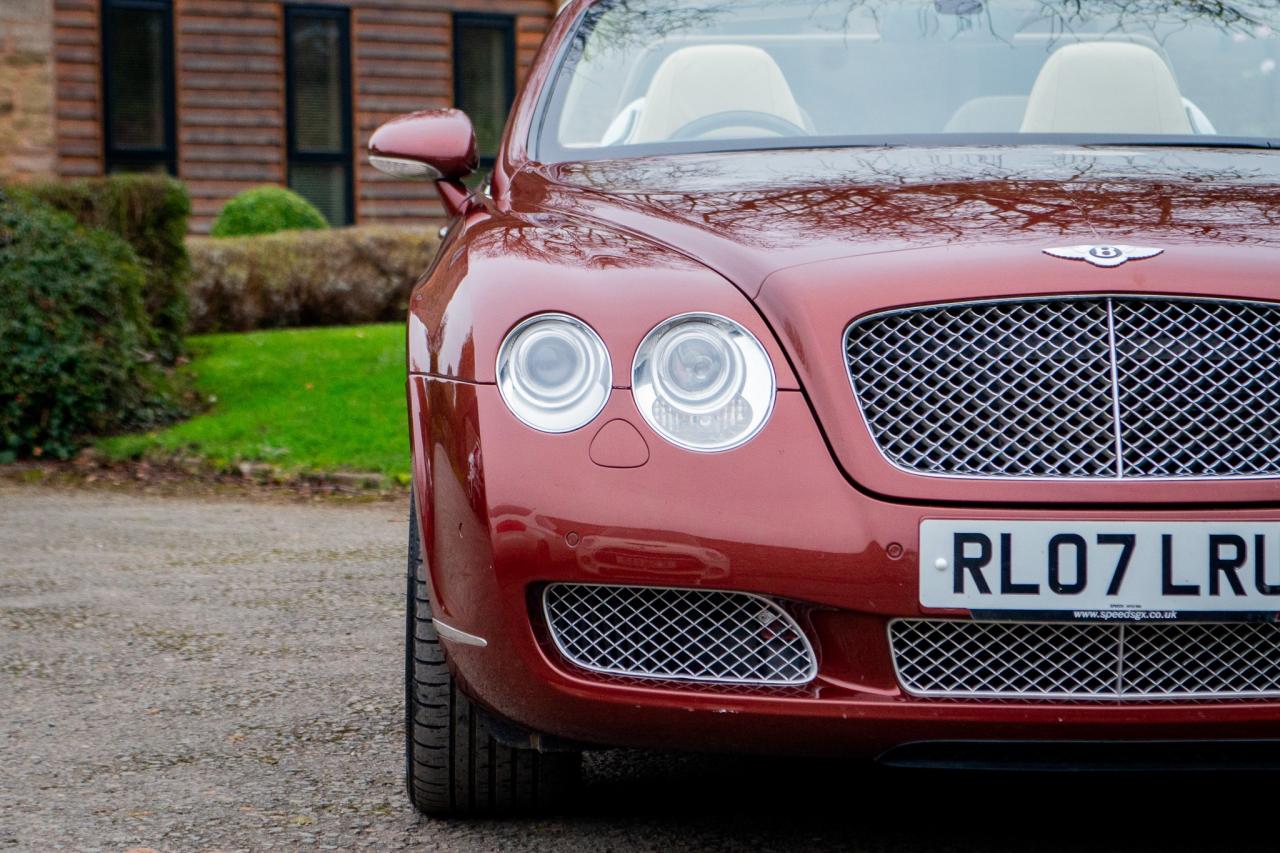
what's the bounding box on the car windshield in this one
[536,0,1280,161]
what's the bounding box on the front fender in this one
[407,215,797,389]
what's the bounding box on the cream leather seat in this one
[1021,42,1192,135]
[632,45,807,143]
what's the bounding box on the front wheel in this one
[405,497,581,816]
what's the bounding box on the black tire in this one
[405,497,581,816]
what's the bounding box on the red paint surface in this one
[393,0,1280,755]
[368,108,479,216]
[410,376,1280,755]
[368,108,478,179]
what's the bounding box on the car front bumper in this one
[409,375,1280,758]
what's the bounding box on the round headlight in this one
[497,314,611,433]
[633,313,776,452]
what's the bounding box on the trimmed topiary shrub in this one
[29,175,192,365]
[210,186,329,239]
[0,190,182,462]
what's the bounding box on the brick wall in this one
[0,0,56,180]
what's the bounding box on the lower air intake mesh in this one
[543,584,817,686]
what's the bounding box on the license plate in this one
[919,521,1280,618]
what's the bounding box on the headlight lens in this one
[633,313,776,451]
[497,314,611,433]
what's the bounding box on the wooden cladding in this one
[50,0,558,232]
[53,0,103,178]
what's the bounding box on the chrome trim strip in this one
[432,618,488,648]
[844,293,1280,482]
[1103,298,1126,480]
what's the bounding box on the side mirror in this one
[369,109,479,216]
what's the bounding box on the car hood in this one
[515,146,1280,504]
[522,145,1280,295]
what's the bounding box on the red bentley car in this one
[371,0,1280,815]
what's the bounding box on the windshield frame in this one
[529,0,1280,165]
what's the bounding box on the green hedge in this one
[210,186,329,238]
[29,175,191,364]
[188,226,440,332]
[0,190,182,461]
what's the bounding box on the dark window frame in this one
[452,12,517,169]
[101,0,177,174]
[284,3,355,226]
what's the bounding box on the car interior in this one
[557,21,1257,149]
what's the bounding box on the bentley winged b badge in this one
[1043,244,1164,268]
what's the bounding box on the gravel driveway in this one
[2,484,1274,852]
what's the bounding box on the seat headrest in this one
[1021,42,1192,135]
[632,45,805,143]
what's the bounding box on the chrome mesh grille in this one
[845,297,1280,479]
[890,619,1280,700]
[542,584,816,685]
[1112,300,1280,478]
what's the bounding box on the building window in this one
[286,5,354,227]
[453,14,516,168]
[101,0,175,173]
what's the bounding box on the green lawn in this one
[100,324,409,478]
